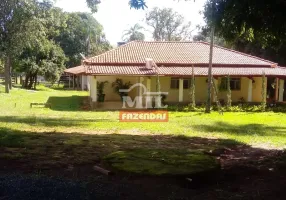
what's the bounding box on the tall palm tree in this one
[122,23,145,42]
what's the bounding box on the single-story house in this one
[65,41,286,109]
[64,66,88,90]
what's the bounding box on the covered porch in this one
[88,74,286,110]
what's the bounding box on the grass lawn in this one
[0,84,286,174]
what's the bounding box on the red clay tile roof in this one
[64,66,85,75]
[86,65,286,77]
[85,41,277,67]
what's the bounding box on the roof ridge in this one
[131,40,200,43]
[85,41,137,61]
[199,41,277,66]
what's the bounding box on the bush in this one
[166,103,286,113]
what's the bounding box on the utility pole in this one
[205,0,215,113]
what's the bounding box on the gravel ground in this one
[0,174,195,200]
[0,174,149,200]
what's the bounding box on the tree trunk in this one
[4,56,10,93]
[8,58,12,90]
[28,74,34,89]
[34,72,38,90]
[24,73,29,88]
[205,26,215,113]
[20,75,23,87]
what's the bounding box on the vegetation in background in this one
[55,12,111,67]
[122,23,145,42]
[145,7,193,41]
[0,0,40,93]
[85,0,148,12]
[203,0,286,66]
[0,0,111,92]
[17,39,66,89]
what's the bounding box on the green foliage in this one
[168,104,278,113]
[104,149,219,175]
[85,0,148,11]
[112,78,132,98]
[16,35,66,88]
[55,12,111,67]
[204,0,286,66]
[146,7,193,41]
[122,23,145,42]
[193,26,227,47]
[0,60,3,73]
[97,81,108,95]
[85,0,101,12]
[1,0,111,90]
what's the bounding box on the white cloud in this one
[55,0,206,45]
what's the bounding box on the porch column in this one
[73,75,75,89]
[179,78,183,102]
[146,78,152,108]
[147,78,151,92]
[89,76,97,102]
[247,79,253,102]
[77,76,80,90]
[212,78,218,102]
[279,79,285,102]
[81,75,85,91]
[262,76,268,103]
[87,76,90,91]
[138,77,144,107]
[275,78,279,101]
[69,74,71,89]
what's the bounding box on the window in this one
[170,78,192,89]
[170,78,179,89]
[183,79,191,89]
[220,77,241,91]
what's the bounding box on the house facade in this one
[65,41,286,109]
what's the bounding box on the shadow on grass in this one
[0,125,285,177]
[46,96,87,111]
[0,116,115,127]
[191,121,286,137]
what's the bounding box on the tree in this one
[16,38,66,89]
[0,0,57,93]
[85,0,148,11]
[203,0,286,66]
[122,24,145,42]
[55,12,111,67]
[145,7,193,41]
[0,0,32,93]
[193,26,227,47]
[0,60,3,74]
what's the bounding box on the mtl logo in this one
[119,83,169,122]
[119,83,168,109]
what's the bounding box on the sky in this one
[55,0,207,46]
